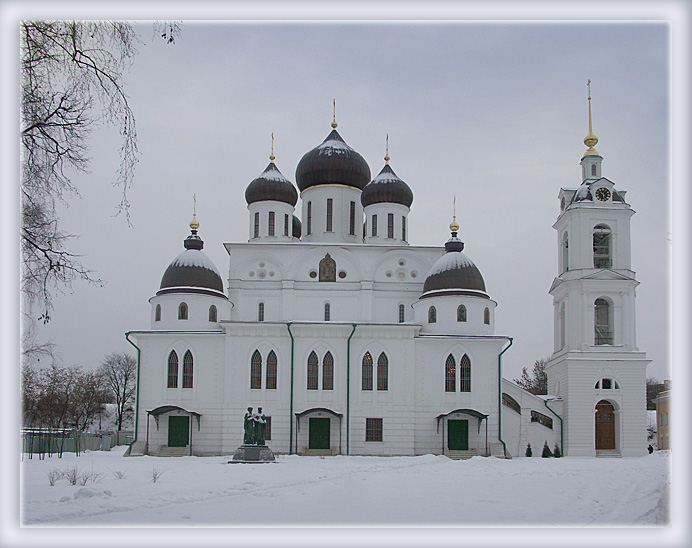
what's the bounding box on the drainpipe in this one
[544,398,564,456]
[497,337,513,458]
[125,332,141,455]
[346,324,357,455]
[286,323,295,455]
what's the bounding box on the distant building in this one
[127,89,649,458]
[654,380,671,450]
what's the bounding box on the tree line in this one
[22,352,136,433]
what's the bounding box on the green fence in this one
[21,431,133,457]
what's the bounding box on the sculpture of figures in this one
[243,407,255,445]
[255,407,267,446]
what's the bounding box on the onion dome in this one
[292,215,302,239]
[245,142,298,206]
[295,126,371,193]
[361,145,413,207]
[158,217,225,298]
[421,219,488,299]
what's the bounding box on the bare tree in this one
[514,359,549,395]
[99,352,137,431]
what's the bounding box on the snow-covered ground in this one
[15,447,672,545]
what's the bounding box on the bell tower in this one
[546,81,650,457]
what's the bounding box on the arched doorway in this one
[595,400,616,450]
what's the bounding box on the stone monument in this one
[231,406,276,463]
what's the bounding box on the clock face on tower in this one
[595,187,611,202]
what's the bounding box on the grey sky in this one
[15,19,671,382]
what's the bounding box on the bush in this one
[553,444,562,458]
[525,443,532,457]
[541,441,553,458]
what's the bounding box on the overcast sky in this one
[7,8,678,385]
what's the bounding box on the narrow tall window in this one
[372,214,378,237]
[266,350,277,390]
[254,212,260,238]
[398,304,405,323]
[268,211,275,236]
[559,302,566,349]
[445,354,456,392]
[460,354,471,392]
[377,352,388,391]
[307,351,319,390]
[178,302,188,320]
[324,302,331,321]
[594,298,613,345]
[387,213,394,239]
[484,307,490,325]
[365,418,383,442]
[322,351,334,390]
[209,304,217,322]
[457,305,467,322]
[326,198,333,232]
[183,350,194,388]
[167,351,178,388]
[155,304,161,322]
[250,350,262,389]
[593,224,612,268]
[284,214,289,236]
[562,233,569,272]
[402,216,406,242]
[362,352,373,390]
[307,201,312,235]
[591,164,597,176]
[258,302,265,322]
[349,201,356,235]
[428,306,437,324]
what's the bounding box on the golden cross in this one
[193,193,197,218]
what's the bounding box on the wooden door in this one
[309,417,330,450]
[168,416,189,447]
[595,401,615,450]
[448,419,469,451]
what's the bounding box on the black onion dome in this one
[245,162,298,206]
[295,129,371,192]
[361,163,414,208]
[158,228,225,297]
[292,215,302,239]
[421,234,488,298]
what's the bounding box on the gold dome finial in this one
[449,195,460,233]
[583,79,600,156]
[270,132,275,163]
[331,98,338,129]
[384,133,390,164]
[190,193,199,230]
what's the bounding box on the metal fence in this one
[21,430,134,457]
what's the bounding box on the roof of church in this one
[245,161,298,206]
[361,163,414,208]
[295,128,371,192]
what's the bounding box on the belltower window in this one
[178,302,188,320]
[155,304,161,322]
[251,350,262,389]
[591,164,597,176]
[594,298,613,345]
[593,224,612,268]
[559,302,566,349]
[562,233,569,272]
[326,199,333,232]
[268,211,275,236]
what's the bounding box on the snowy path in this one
[20,448,670,527]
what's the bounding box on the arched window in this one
[484,307,490,325]
[324,302,331,322]
[445,354,456,392]
[250,350,262,389]
[591,164,597,176]
[398,304,405,323]
[460,354,471,392]
[268,211,275,236]
[307,351,319,390]
[167,351,178,388]
[593,224,612,268]
[178,302,188,320]
[377,352,388,391]
[209,304,217,322]
[457,304,467,322]
[428,306,437,324]
[371,214,378,237]
[326,199,333,232]
[362,352,373,391]
[594,298,613,345]
[562,232,569,272]
[559,302,566,350]
[266,350,277,390]
[183,350,194,388]
[258,302,265,322]
[502,393,521,414]
[322,351,334,390]
[155,304,161,322]
[307,201,312,235]
[254,211,260,238]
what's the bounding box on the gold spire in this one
[190,193,199,230]
[583,79,600,156]
[449,195,459,233]
[384,133,390,164]
[331,98,338,129]
[270,132,275,163]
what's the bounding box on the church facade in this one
[126,96,648,458]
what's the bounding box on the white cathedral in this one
[126,93,649,459]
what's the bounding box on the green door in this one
[448,419,469,450]
[168,416,189,447]
[309,417,331,450]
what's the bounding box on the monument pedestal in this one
[230,444,276,463]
